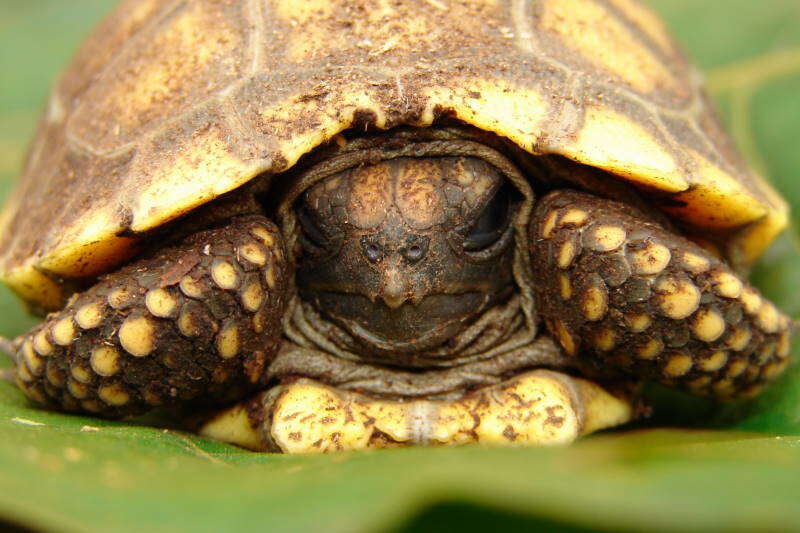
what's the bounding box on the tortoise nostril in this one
[405,245,424,263]
[365,244,382,263]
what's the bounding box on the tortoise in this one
[0,0,792,453]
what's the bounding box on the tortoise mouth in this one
[304,290,488,358]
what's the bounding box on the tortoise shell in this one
[0,0,788,310]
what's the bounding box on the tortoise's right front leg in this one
[12,216,288,417]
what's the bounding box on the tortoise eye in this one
[297,204,328,250]
[463,186,511,252]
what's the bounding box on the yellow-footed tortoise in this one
[0,0,793,453]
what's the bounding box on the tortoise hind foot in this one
[199,370,634,453]
[13,216,288,418]
[531,190,792,400]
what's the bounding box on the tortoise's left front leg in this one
[530,190,792,399]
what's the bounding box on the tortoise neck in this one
[283,292,533,369]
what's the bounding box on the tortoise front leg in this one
[530,190,792,399]
[10,216,288,417]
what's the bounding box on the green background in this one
[0,1,799,532]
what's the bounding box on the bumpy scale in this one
[12,217,287,417]
[532,190,792,399]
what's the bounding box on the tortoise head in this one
[295,156,517,357]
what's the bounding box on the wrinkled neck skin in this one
[286,139,539,370]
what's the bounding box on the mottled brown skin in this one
[13,217,288,417]
[9,152,792,422]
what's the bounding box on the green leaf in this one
[1,1,799,532]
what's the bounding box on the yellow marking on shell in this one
[711,271,743,299]
[90,346,120,377]
[655,277,701,320]
[541,210,559,239]
[22,341,43,376]
[212,260,239,290]
[67,379,89,400]
[216,322,240,359]
[2,264,64,313]
[435,372,586,447]
[636,338,663,360]
[107,286,134,310]
[51,317,76,346]
[605,0,677,55]
[199,403,265,452]
[585,225,626,252]
[558,273,572,300]
[625,313,651,333]
[145,288,178,318]
[663,352,693,377]
[75,302,104,329]
[558,209,589,228]
[739,288,762,315]
[557,240,578,269]
[45,362,64,387]
[263,371,633,453]
[726,359,748,378]
[736,206,789,267]
[241,281,265,313]
[269,380,410,454]
[540,0,681,93]
[178,307,201,337]
[33,330,53,356]
[755,303,780,334]
[665,152,768,229]
[98,383,130,407]
[36,205,137,279]
[582,283,608,322]
[127,124,253,233]
[593,329,616,351]
[699,350,728,373]
[727,326,752,352]
[118,315,155,357]
[691,308,726,343]
[629,242,671,275]
[250,226,275,247]
[680,252,710,274]
[347,161,393,229]
[423,80,548,158]
[70,364,92,384]
[238,242,268,266]
[564,106,687,193]
[179,276,205,299]
[553,320,577,356]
